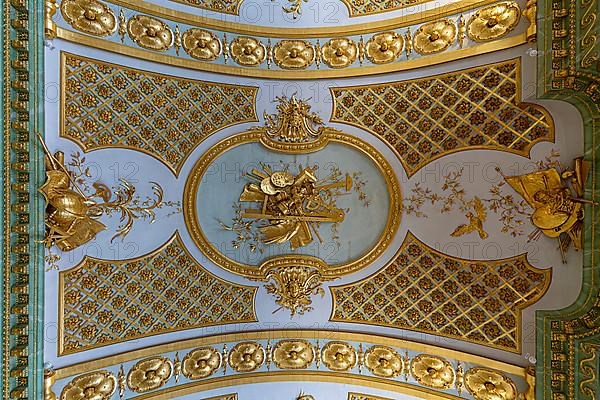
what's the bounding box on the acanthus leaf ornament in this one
[464,367,518,400]
[272,340,315,369]
[265,266,325,316]
[263,95,323,143]
[60,370,116,400]
[230,36,266,66]
[322,38,358,69]
[322,341,357,372]
[366,32,404,64]
[182,28,222,61]
[228,342,265,372]
[467,2,521,42]
[127,15,173,52]
[410,354,455,389]
[413,19,457,55]
[364,345,404,378]
[126,356,173,393]
[182,347,222,379]
[60,0,117,37]
[274,40,315,69]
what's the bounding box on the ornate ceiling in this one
[2,0,600,399]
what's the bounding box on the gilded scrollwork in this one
[364,346,403,378]
[467,2,521,42]
[60,371,116,400]
[464,367,518,400]
[366,32,404,64]
[272,340,315,369]
[410,354,455,389]
[228,342,265,372]
[127,15,173,52]
[182,28,222,61]
[60,0,116,37]
[230,36,266,66]
[274,40,315,69]
[322,38,358,69]
[413,19,457,55]
[321,341,357,372]
[126,356,173,393]
[182,347,222,379]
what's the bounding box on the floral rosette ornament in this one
[366,32,404,64]
[60,371,116,400]
[182,347,222,379]
[364,345,404,378]
[228,342,265,372]
[414,19,457,55]
[322,38,358,68]
[60,0,117,37]
[230,36,266,66]
[467,2,521,42]
[410,355,456,389]
[321,341,357,372]
[127,15,173,52]
[274,40,315,69]
[273,340,315,369]
[127,357,173,393]
[464,367,518,400]
[182,29,222,61]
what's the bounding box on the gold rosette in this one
[410,354,456,389]
[464,367,518,400]
[273,340,315,369]
[230,36,266,67]
[228,342,265,372]
[467,2,521,42]
[414,19,457,55]
[127,15,173,52]
[322,38,358,69]
[182,347,222,379]
[321,341,357,372]
[366,32,404,64]
[182,29,221,61]
[127,356,173,393]
[60,370,116,400]
[274,40,315,69]
[364,345,404,378]
[60,0,116,37]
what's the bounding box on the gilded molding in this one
[60,52,258,175]
[339,0,431,17]
[58,232,257,354]
[330,58,555,177]
[330,231,551,352]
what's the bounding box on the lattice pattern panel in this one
[342,0,429,16]
[59,233,257,354]
[331,59,554,176]
[61,53,258,174]
[330,232,550,352]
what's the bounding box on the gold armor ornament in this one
[499,158,595,262]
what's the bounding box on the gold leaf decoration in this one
[464,367,518,400]
[366,32,404,64]
[410,354,455,389]
[182,28,221,61]
[127,356,173,393]
[60,0,116,37]
[127,15,173,52]
[228,342,265,372]
[467,2,521,42]
[364,345,403,378]
[413,19,457,55]
[321,341,357,372]
[182,347,222,379]
[230,36,266,66]
[274,40,315,69]
[321,38,358,69]
[272,340,315,369]
[60,371,116,400]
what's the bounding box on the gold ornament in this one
[366,32,404,64]
[60,371,116,400]
[127,15,173,52]
[413,19,456,55]
[263,94,323,143]
[467,2,521,42]
[364,345,403,378]
[265,266,325,316]
[410,354,455,389]
[229,342,265,372]
[272,340,315,369]
[60,0,116,37]
[322,341,357,372]
[273,40,315,69]
[182,28,221,61]
[230,36,266,66]
[182,347,222,379]
[464,367,517,400]
[321,38,358,69]
[127,356,173,393]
